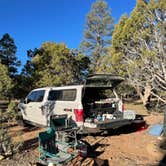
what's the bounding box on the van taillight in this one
[74,109,84,122]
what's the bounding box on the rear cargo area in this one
[82,87,122,121]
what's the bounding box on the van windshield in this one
[27,90,45,102]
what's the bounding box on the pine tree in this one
[80,0,114,73]
[0,63,12,98]
[0,33,20,77]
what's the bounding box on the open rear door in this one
[85,74,124,88]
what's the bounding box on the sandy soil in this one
[0,113,166,166]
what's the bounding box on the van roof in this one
[31,74,124,91]
[31,84,115,92]
[32,85,84,91]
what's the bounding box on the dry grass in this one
[124,100,148,115]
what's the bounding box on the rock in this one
[109,157,113,160]
[158,136,163,140]
[48,163,54,166]
[67,147,74,153]
[0,155,5,161]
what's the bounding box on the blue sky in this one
[0,0,136,70]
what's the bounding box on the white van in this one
[18,74,135,133]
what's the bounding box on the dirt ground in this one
[0,113,166,166]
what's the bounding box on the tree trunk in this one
[163,109,166,137]
[135,84,151,109]
[143,84,151,109]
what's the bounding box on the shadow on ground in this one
[84,121,147,138]
[158,138,166,166]
[22,126,40,132]
[22,137,38,151]
[107,123,147,136]
[81,141,109,166]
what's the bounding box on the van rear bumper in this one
[79,119,145,134]
[96,119,133,129]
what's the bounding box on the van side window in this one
[48,90,61,101]
[61,89,76,101]
[27,90,45,102]
[48,89,76,101]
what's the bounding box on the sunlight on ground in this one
[125,100,148,115]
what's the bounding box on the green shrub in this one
[7,101,19,121]
[0,102,23,156]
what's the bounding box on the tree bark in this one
[135,84,151,108]
[163,109,166,137]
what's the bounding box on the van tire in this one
[16,115,27,127]
[17,119,27,127]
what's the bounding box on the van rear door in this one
[85,74,124,88]
[82,74,125,130]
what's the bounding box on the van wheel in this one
[17,119,27,127]
[16,116,27,127]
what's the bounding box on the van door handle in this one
[39,106,44,109]
[64,108,72,112]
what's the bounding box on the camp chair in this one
[38,128,73,165]
[50,116,79,146]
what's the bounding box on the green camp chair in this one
[38,128,73,165]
